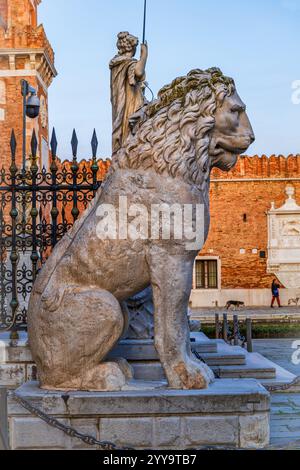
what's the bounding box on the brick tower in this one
[0,0,57,168]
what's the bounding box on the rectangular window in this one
[195,259,218,289]
[195,260,205,289]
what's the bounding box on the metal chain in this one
[12,391,134,450]
[264,375,300,392]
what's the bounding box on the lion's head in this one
[115,68,254,198]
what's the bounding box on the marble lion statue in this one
[28,68,254,391]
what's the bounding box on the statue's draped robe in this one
[110,55,145,153]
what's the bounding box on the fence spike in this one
[91,129,98,159]
[50,128,58,158]
[71,129,78,159]
[31,130,38,159]
[10,130,17,159]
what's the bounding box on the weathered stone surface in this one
[132,362,166,381]
[0,338,34,388]
[5,346,32,364]
[9,380,270,416]
[9,380,270,450]
[153,417,181,448]
[69,419,99,450]
[27,67,253,392]
[0,364,25,388]
[183,416,238,447]
[100,418,153,448]
[110,32,148,154]
[10,417,70,450]
[239,413,270,449]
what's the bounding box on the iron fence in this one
[0,129,103,335]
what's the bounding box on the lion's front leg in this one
[148,246,214,390]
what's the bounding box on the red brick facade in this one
[201,155,300,289]
[0,0,56,168]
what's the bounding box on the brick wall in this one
[0,0,56,169]
[0,0,8,26]
[201,155,300,289]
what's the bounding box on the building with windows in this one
[0,0,57,169]
[190,155,300,308]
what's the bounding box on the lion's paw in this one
[169,358,214,390]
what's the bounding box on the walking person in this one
[271,279,281,308]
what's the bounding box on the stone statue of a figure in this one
[110,31,148,154]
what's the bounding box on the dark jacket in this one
[272,282,280,297]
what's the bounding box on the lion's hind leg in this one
[37,286,127,391]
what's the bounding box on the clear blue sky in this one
[39,0,300,160]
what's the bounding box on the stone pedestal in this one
[8,380,270,450]
[0,334,35,389]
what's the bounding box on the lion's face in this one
[209,90,255,171]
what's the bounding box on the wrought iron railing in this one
[0,128,105,335]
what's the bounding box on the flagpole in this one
[142,0,147,44]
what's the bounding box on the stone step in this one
[200,342,246,366]
[131,352,277,382]
[190,333,218,353]
[109,332,217,362]
[259,360,299,392]
[211,353,277,379]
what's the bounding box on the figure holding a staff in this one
[110,32,148,154]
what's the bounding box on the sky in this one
[39,0,300,160]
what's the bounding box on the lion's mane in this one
[113,67,235,202]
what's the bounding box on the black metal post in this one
[9,131,19,346]
[50,129,58,249]
[142,0,147,44]
[246,317,253,353]
[71,130,79,222]
[223,313,228,343]
[215,314,220,339]
[21,80,29,173]
[233,315,239,346]
[30,131,39,282]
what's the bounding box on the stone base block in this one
[8,379,270,450]
[0,335,35,389]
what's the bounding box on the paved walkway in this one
[254,339,300,449]
[254,339,300,376]
[269,394,300,449]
